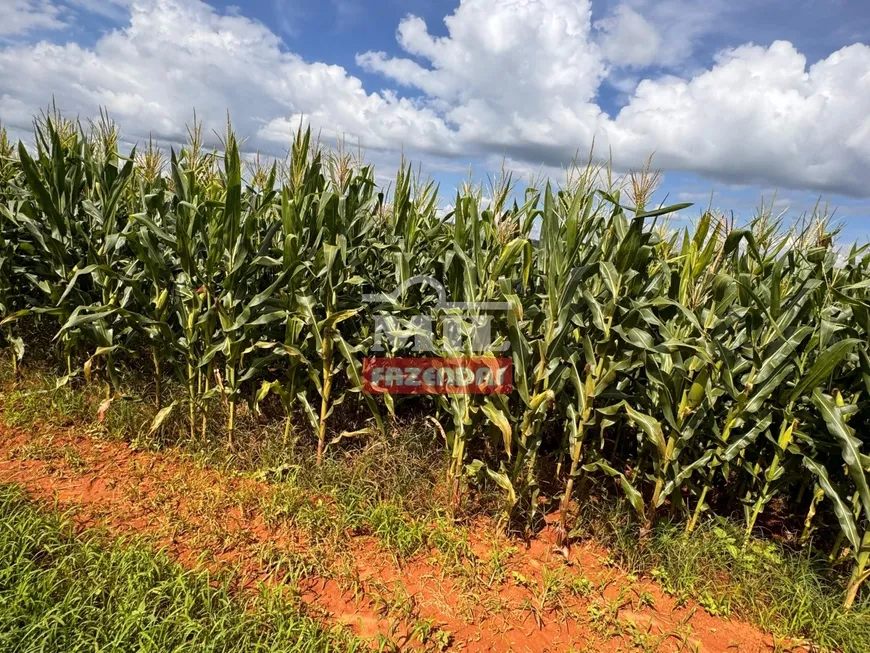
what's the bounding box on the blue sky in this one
[1,0,869,243]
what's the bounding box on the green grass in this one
[0,483,365,653]
[579,499,870,653]
[0,361,160,444]
[254,427,474,562]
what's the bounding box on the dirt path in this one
[0,422,792,652]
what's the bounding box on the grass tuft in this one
[582,500,870,653]
[0,483,364,652]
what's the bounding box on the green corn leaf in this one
[296,391,320,434]
[635,202,693,219]
[754,326,812,388]
[803,457,860,551]
[334,332,383,433]
[582,460,645,517]
[790,339,861,402]
[745,363,795,414]
[149,401,179,435]
[599,261,619,298]
[486,466,518,509]
[659,451,714,507]
[623,402,667,461]
[492,237,529,280]
[55,308,118,338]
[17,142,64,230]
[720,413,773,462]
[481,402,513,459]
[322,308,361,332]
[0,309,30,327]
[812,389,870,523]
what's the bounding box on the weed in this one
[585,505,870,652]
[569,574,594,598]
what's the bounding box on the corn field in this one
[1,113,869,607]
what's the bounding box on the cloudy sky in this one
[1,0,869,240]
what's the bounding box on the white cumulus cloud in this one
[1,0,66,37]
[0,0,456,158]
[0,0,868,197]
[608,41,870,194]
[595,5,662,68]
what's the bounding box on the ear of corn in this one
[2,114,870,606]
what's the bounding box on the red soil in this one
[0,423,799,652]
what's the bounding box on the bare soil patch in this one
[0,422,790,652]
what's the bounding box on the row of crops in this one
[1,115,869,606]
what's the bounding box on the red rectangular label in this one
[362,357,513,394]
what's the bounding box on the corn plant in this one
[1,109,869,606]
